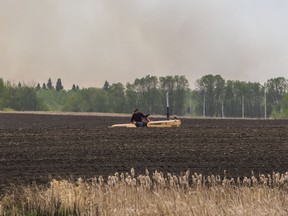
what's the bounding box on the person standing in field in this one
[131,109,150,127]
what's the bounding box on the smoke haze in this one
[1,0,288,89]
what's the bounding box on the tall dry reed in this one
[1,169,288,215]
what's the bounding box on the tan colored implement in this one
[110,123,137,128]
[110,119,181,128]
[147,119,181,128]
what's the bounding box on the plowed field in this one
[0,112,288,192]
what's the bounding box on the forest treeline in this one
[0,75,288,118]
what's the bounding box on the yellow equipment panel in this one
[147,119,181,128]
[110,123,136,128]
[110,119,181,128]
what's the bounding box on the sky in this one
[1,0,288,89]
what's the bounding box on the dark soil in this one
[0,112,288,191]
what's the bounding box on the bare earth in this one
[0,112,288,192]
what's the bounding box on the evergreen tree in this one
[103,80,110,91]
[42,83,47,90]
[56,78,64,91]
[36,83,41,90]
[72,84,76,91]
[47,78,53,90]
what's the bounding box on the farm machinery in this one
[110,92,181,128]
[110,115,181,128]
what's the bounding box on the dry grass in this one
[1,169,288,215]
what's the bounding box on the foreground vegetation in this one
[1,169,288,215]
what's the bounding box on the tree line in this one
[0,75,288,118]
[194,75,288,118]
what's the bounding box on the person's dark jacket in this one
[131,112,148,122]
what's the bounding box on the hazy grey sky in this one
[1,0,288,89]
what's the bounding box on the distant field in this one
[0,112,288,191]
[0,110,132,117]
